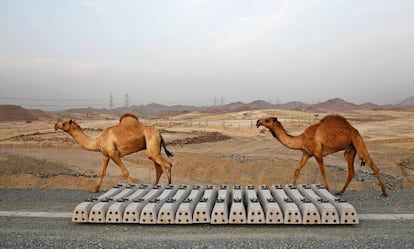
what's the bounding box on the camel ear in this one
[273,117,278,122]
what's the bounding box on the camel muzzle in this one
[256,120,261,128]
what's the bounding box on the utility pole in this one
[125,93,129,108]
[109,94,113,109]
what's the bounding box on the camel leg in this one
[110,155,133,185]
[353,133,388,197]
[94,156,110,193]
[361,157,388,197]
[153,162,163,185]
[149,155,172,184]
[337,149,356,195]
[293,153,310,185]
[315,156,330,191]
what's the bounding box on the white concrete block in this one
[211,185,230,224]
[175,185,205,224]
[193,185,217,224]
[244,185,265,224]
[122,184,165,223]
[97,183,125,201]
[270,184,302,224]
[297,184,339,224]
[88,198,112,223]
[284,184,320,225]
[72,197,98,223]
[106,184,150,223]
[257,185,283,224]
[87,183,128,223]
[229,185,246,224]
[157,184,192,224]
[311,184,359,224]
[140,184,179,224]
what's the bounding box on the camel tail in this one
[351,129,372,164]
[160,135,174,157]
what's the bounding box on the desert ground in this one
[1,109,413,195]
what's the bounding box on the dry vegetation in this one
[1,108,414,194]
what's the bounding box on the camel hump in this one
[321,114,347,122]
[119,113,139,122]
[320,114,352,127]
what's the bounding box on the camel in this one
[54,113,173,192]
[256,115,388,197]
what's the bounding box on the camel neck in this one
[270,124,303,150]
[67,128,100,152]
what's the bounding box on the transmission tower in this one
[125,93,129,107]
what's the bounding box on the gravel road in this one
[1,189,413,249]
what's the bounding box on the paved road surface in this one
[1,188,413,248]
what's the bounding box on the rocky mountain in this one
[309,98,366,112]
[68,98,381,116]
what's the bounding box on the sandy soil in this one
[1,109,413,194]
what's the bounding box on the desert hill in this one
[0,105,56,122]
[400,96,414,106]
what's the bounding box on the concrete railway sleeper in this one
[122,184,165,223]
[311,184,359,224]
[229,185,247,224]
[283,184,320,225]
[175,185,205,224]
[193,185,217,223]
[72,183,359,225]
[257,185,284,224]
[245,185,265,224]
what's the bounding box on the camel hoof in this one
[335,192,344,196]
[91,186,100,193]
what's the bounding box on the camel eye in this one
[265,118,269,122]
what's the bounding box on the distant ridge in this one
[310,98,359,112]
[60,97,409,117]
[62,100,309,117]
[1,96,412,121]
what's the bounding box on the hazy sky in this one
[0,0,413,110]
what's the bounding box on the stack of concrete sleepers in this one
[72,183,359,225]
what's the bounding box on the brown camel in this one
[54,113,173,192]
[256,115,388,197]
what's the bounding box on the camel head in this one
[54,119,80,132]
[256,117,280,129]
